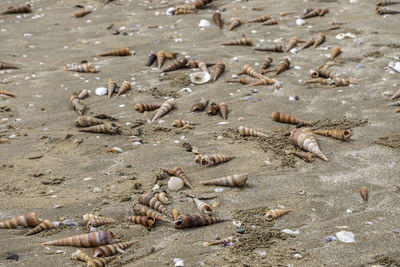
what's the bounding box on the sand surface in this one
[0,0,400,266]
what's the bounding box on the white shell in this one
[198,19,211,27]
[95,87,107,96]
[190,72,211,84]
[168,176,184,191]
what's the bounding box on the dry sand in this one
[1,0,400,266]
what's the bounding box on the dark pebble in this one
[236,228,246,234]
[6,253,18,261]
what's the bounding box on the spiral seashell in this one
[127,216,155,229]
[330,46,341,60]
[156,51,166,68]
[78,90,89,99]
[213,60,225,82]
[262,18,278,25]
[132,203,172,222]
[0,138,9,143]
[197,60,208,73]
[312,129,351,141]
[221,37,253,46]
[377,0,396,6]
[289,127,328,161]
[259,56,273,72]
[117,81,131,96]
[0,88,16,97]
[203,236,236,247]
[206,102,219,115]
[272,111,312,126]
[254,45,284,53]
[304,78,331,85]
[0,212,42,229]
[70,95,86,115]
[87,257,110,267]
[300,37,315,50]
[75,116,105,127]
[156,191,169,205]
[248,13,271,23]
[193,0,212,9]
[330,78,352,87]
[285,37,298,52]
[213,12,222,28]
[64,63,99,73]
[252,77,278,86]
[275,57,291,76]
[146,53,157,66]
[174,9,195,15]
[152,99,176,121]
[237,64,264,79]
[0,61,20,69]
[196,154,235,167]
[239,126,268,137]
[1,3,32,14]
[72,9,92,18]
[174,214,229,229]
[218,102,228,120]
[173,209,179,221]
[265,209,291,220]
[172,120,199,127]
[93,241,136,257]
[227,18,242,31]
[98,47,132,56]
[225,78,249,85]
[161,166,192,189]
[292,151,314,162]
[389,88,400,101]
[139,192,173,218]
[83,214,116,227]
[134,103,161,113]
[162,58,188,72]
[302,8,321,19]
[193,198,213,216]
[25,220,54,236]
[42,230,119,247]
[200,174,247,187]
[106,78,117,99]
[71,249,91,262]
[192,99,209,112]
[360,187,368,202]
[310,67,336,79]
[79,122,119,134]
[388,100,400,106]
[313,33,326,48]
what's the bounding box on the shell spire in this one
[225,78,249,85]
[107,78,117,99]
[0,212,42,229]
[252,77,278,86]
[25,220,54,236]
[83,214,116,227]
[261,18,278,25]
[1,3,32,14]
[237,64,264,79]
[313,33,326,48]
[87,258,110,267]
[312,129,351,141]
[248,13,271,23]
[93,241,136,257]
[0,61,20,69]
[212,12,222,28]
[272,111,312,126]
[174,214,229,229]
[162,58,188,72]
[116,81,131,96]
[213,60,225,82]
[0,88,16,97]
[79,122,119,134]
[285,37,298,52]
[132,203,172,223]
[221,37,253,46]
[376,7,400,14]
[389,88,400,101]
[254,45,284,52]
[157,51,166,69]
[300,37,315,50]
[218,102,228,119]
[72,9,92,18]
[289,127,328,161]
[64,63,99,73]
[134,103,161,113]
[139,192,173,218]
[265,209,291,220]
[193,198,213,216]
[259,56,273,72]
[206,102,219,115]
[330,46,341,60]
[238,126,268,137]
[200,174,247,187]
[162,166,192,189]
[152,99,176,121]
[275,57,291,76]
[227,18,242,31]
[302,8,322,19]
[377,0,396,6]
[195,154,235,167]
[292,151,314,162]
[360,187,368,202]
[98,47,132,56]
[75,116,106,127]
[42,230,119,247]
[127,216,155,230]
[172,120,199,128]
[192,99,209,112]
[70,95,86,115]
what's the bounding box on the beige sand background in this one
[0,0,400,266]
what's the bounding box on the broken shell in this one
[168,176,184,191]
[190,72,211,84]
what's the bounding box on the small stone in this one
[236,228,246,234]
[6,253,18,261]
[173,258,184,266]
[168,176,184,191]
[327,236,337,242]
[336,231,355,243]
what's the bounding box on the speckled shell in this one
[0,61,19,69]
[83,214,116,227]
[221,37,253,46]
[174,214,228,229]
[78,122,119,134]
[196,154,235,167]
[134,103,161,113]
[313,33,326,48]
[265,209,291,220]
[292,151,314,162]
[71,249,91,262]
[193,198,213,216]
[75,116,105,127]
[312,129,351,141]
[238,126,268,137]
[0,88,16,97]
[26,220,54,236]
[200,173,247,187]
[72,9,92,18]
[162,58,188,72]
[132,203,172,223]
[157,51,166,69]
[272,111,312,126]
[360,187,368,202]
[117,81,131,96]
[0,212,42,229]
[275,57,291,76]
[218,102,228,119]
[64,63,99,73]
[98,47,131,56]
[213,60,225,82]
[248,13,271,23]
[238,64,263,79]
[227,18,242,31]
[127,216,155,229]
[254,45,284,52]
[213,12,222,28]
[152,99,176,121]
[139,192,173,218]
[92,241,136,257]
[42,230,119,247]
[1,3,32,14]
[289,127,328,161]
[192,99,209,112]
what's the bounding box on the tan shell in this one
[161,166,192,189]
[87,257,110,267]
[312,129,351,141]
[285,37,298,52]
[156,191,169,205]
[71,249,91,262]
[330,46,341,60]
[83,214,116,227]
[237,64,264,79]
[152,99,176,121]
[252,77,278,86]
[64,63,99,73]
[172,120,198,127]
[72,9,92,18]
[134,103,161,112]
[302,8,321,19]
[292,151,314,162]
[75,116,105,127]
[272,111,312,126]
[0,88,16,97]
[127,216,155,229]
[197,60,208,73]
[70,95,86,115]
[139,192,173,218]
[289,127,328,161]
[78,122,119,134]
[265,209,291,220]
[193,0,212,9]
[0,61,19,69]
[173,209,179,221]
[1,3,32,14]
[117,81,131,96]
[313,33,326,48]
[26,220,54,236]
[259,56,273,72]
[254,45,284,52]
[213,60,225,82]
[195,154,235,167]
[192,99,209,112]
[203,236,236,247]
[221,37,253,46]
[175,9,195,15]
[389,88,400,101]
[193,198,213,216]
[377,0,395,6]
[107,78,117,99]
[98,47,132,56]
[162,58,188,72]
[304,78,331,85]
[218,102,228,120]
[262,18,278,25]
[225,78,249,85]
[360,187,368,202]
[206,103,219,115]
[275,57,291,76]
[376,7,400,14]
[200,174,247,187]
[0,212,42,229]
[213,12,222,28]
[248,13,271,23]
[42,230,119,247]
[92,241,136,257]
[238,126,268,137]
[227,18,242,31]
[157,51,166,69]
[300,37,315,50]
[132,203,172,223]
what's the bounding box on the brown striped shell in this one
[42,230,119,247]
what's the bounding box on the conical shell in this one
[197,60,208,73]
[70,95,86,115]
[0,88,16,97]
[139,192,173,218]
[388,100,400,106]
[312,129,351,141]
[79,122,119,134]
[376,7,400,14]
[227,18,241,31]
[203,236,236,247]
[360,187,368,202]
[190,72,211,84]
[304,78,330,85]
[83,214,116,227]
[272,111,312,126]
[174,9,195,15]
[152,99,176,121]
[42,230,119,247]
[93,241,136,257]
[285,37,298,52]
[72,9,92,18]
[174,214,228,229]
[78,90,89,99]
[300,37,315,50]
[275,57,291,76]
[252,77,277,86]
[0,212,42,229]
[225,78,249,85]
[1,3,32,14]
[156,191,169,205]
[134,103,161,113]
[200,174,247,187]
[206,103,219,115]
[197,154,235,167]
[132,203,172,223]
[319,8,329,16]
[192,99,209,112]
[157,51,166,69]
[193,198,213,216]
[313,33,326,48]
[64,63,99,73]
[127,216,155,229]
[162,58,188,72]
[254,45,284,52]
[221,37,253,46]
[75,116,105,127]
[238,64,263,79]
[238,126,268,137]
[265,209,291,220]
[213,60,225,82]
[117,81,131,96]
[146,53,157,66]
[193,0,212,9]
[164,53,180,60]
[213,12,222,28]
[248,13,271,23]
[71,249,91,262]
[26,220,54,236]
[87,257,110,267]
[0,138,9,143]
[389,88,400,101]
[162,166,192,189]
[261,18,278,25]
[302,8,321,19]
[0,61,19,69]
[330,46,341,60]
[172,120,198,127]
[107,78,116,99]
[289,127,328,161]
[260,56,273,72]
[218,102,228,119]
[377,0,396,6]
[173,209,179,221]
[98,47,131,56]
[292,151,314,162]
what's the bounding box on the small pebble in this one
[236,228,246,234]
[173,258,184,267]
[327,236,337,242]
[6,253,18,261]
